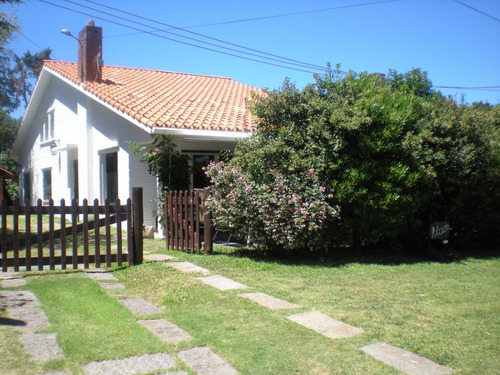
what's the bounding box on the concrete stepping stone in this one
[287,311,363,339]
[138,319,191,342]
[19,333,64,363]
[166,262,210,274]
[1,277,27,288]
[82,352,176,375]
[0,271,19,278]
[84,269,118,281]
[239,292,300,310]
[145,254,174,261]
[360,342,454,375]
[196,275,248,291]
[43,372,71,375]
[2,290,50,332]
[118,297,162,315]
[98,282,126,290]
[178,346,239,375]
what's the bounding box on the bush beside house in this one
[206,67,500,255]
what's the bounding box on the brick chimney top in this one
[78,20,103,82]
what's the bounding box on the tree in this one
[0,0,52,201]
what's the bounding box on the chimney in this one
[78,20,103,82]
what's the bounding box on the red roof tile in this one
[43,60,262,132]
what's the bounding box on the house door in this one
[23,172,31,203]
[42,169,52,201]
[104,152,118,201]
[72,159,79,202]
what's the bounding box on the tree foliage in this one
[129,135,191,192]
[0,0,52,201]
[207,67,500,254]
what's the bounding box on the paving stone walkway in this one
[196,275,248,291]
[166,261,211,274]
[118,297,163,315]
[84,267,238,374]
[1,257,455,374]
[138,319,192,343]
[239,292,300,310]
[1,276,67,370]
[287,310,364,339]
[178,346,239,375]
[82,353,176,375]
[19,333,65,363]
[360,342,454,375]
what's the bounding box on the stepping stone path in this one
[1,258,455,374]
[1,277,27,288]
[84,269,118,281]
[360,342,454,375]
[166,261,210,274]
[145,254,175,261]
[287,310,363,339]
[178,346,239,375]
[239,292,300,310]
[196,275,248,291]
[1,279,66,366]
[118,297,163,315]
[99,282,126,290]
[82,353,176,375]
[1,290,50,332]
[138,319,192,342]
[19,333,64,363]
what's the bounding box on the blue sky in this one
[3,0,500,112]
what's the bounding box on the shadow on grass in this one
[212,244,500,268]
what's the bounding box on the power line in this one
[39,0,324,75]
[81,0,337,73]
[67,0,331,73]
[435,85,500,91]
[453,0,500,23]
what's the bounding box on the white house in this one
[10,21,261,234]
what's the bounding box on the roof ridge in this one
[43,60,233,81]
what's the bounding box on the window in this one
[42,111,54,142]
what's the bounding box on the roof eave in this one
[152,127,252,141]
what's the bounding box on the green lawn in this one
[1,240,498,374]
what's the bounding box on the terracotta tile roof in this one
[43,60,262,132]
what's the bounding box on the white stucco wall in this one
[16,74,159,228]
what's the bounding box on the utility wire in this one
[65,0,331,73]
[435,85,500,91]
[453,0,500,23]
[39,0,324,75]
[170,0,401,29]
[81,0,337,73]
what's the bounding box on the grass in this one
[1,240,499,374]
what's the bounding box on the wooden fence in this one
[0,187,144,272]
[164,188,213,254]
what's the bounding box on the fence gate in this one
[164,188,212,254]
[0,187,144,272]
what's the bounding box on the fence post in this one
[132,187,143,265]
[203,187,213,255]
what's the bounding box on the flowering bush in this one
[206,162,337,252]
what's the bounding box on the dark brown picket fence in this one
[164,188,213,254]
[0,188,144,272]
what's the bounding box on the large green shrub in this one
[207,68,499,253]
